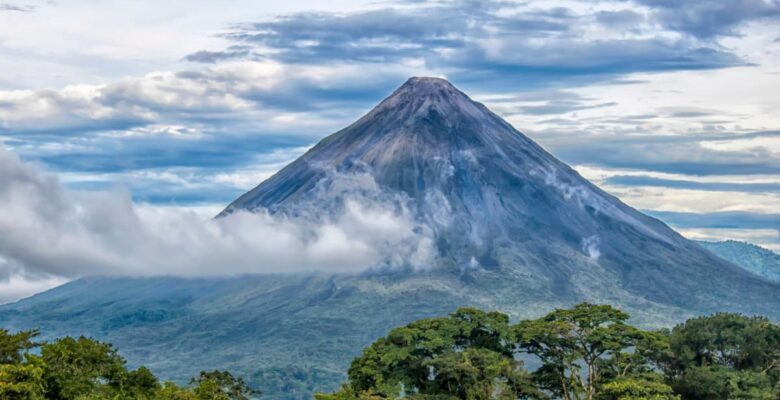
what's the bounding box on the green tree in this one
[191,370,260,400]
[41,336,128,399]
[0,360,46,400]
[515,303,645,400]
[314,384,387,400]
[341,308,539,399]
[597,377,679,400]
[655,313,780,399]
[423,347,538,400]
[123,366,161,398]
[0,328,39,365]
[0,329,45,399]
[156,381,197,400]
[0,328,262,399]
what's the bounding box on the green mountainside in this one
[698,240,780,283]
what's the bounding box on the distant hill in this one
[3,77,780,399]
[698,240,780,283]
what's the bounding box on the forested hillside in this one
[699,240,780,283]
[3,303,778,399]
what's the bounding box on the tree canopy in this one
[0,330,258,400]
[2,303,778,400]
[319,304,780,400]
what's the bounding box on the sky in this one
[0,0,779,301]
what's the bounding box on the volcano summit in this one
[220,76,777,314]
[2,77,779,399]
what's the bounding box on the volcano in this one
[219,76,776,309]
[2,77,779,399]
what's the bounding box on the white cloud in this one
[0,60,420,137]
[573,165,780,214]
[0,0,378,89]
[0,145,434,302]
[0,273,67,304]
[679,228,780,252]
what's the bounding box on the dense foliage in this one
[2,303,778,399]
[0,328,258,399]
[318,304,780,400]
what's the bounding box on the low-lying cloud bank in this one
[0,145,433,301]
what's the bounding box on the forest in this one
[2,303,778,399]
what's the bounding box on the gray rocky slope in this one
[2,77,779,399]
[220,77,778,318]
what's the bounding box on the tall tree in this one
[191,370,260,400]
[655,313,780,399]
[344,308,539,399]
[0,328,39,365]
[40,336,128,399]
[515,303,644,400]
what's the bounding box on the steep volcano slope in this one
[2,77,779,400]
[221,77,778,313]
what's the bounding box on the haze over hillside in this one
[699,240,780,283]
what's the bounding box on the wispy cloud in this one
[190,0,744,88]
[0,3,34,12]
[0,145,434,289]
[605,175,780,193]
[536,130,780,176]
[635,0,780,39]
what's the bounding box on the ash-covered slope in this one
[221,77,777,311]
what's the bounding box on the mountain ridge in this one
[217,76,773,310]
[2,77,779,399]
[698,240,780,283]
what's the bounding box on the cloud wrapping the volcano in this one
[0,145,434,288]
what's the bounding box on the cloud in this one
[605,175,780,193]
[0,61,410,137]
[647,210,780,252]
[647,210,780,231]
[636,0,780,39]
[188,0,742,86]
[0,3,33,12]
[0,145,434,300]
[581,235,601,260]
[534,130,780,176]
[595,9,645,28]
[183,46,254,64]
[0,274,67,304]
[678,227,780,252]
[0,0,777,230]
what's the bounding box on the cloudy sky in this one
[1,0,779,300]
